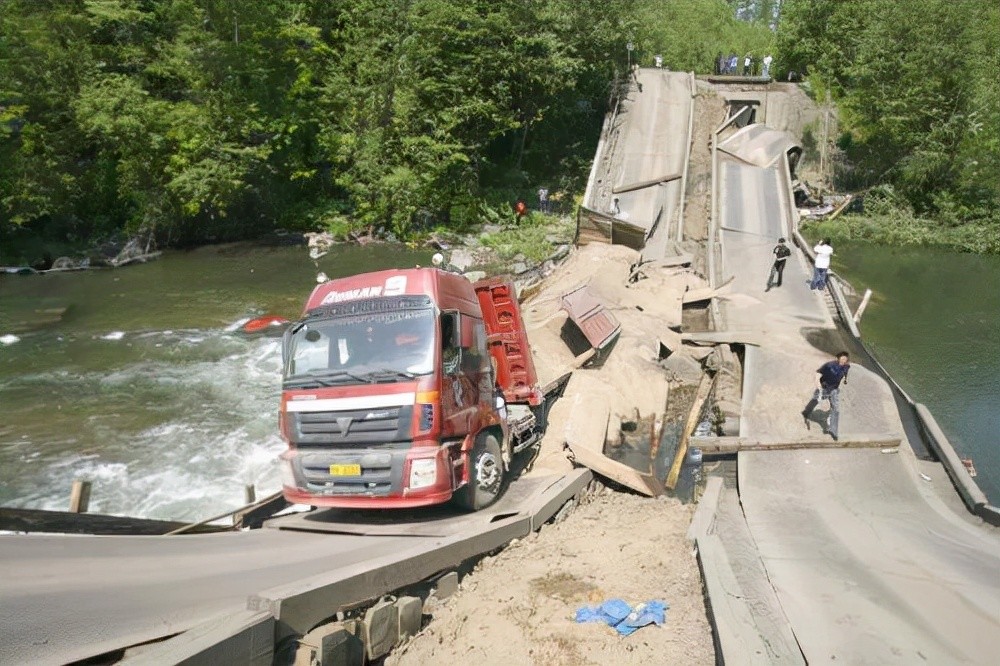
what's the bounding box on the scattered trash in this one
[961,458,977,477]
[919,473,932,482]
[0,334,19,346]
[880,448,899,454]
[575,599,668,636]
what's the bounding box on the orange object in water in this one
[242,315,289,335]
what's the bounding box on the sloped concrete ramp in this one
[0,470,590,665]
[738,448,1000,663]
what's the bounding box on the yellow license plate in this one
[329,464,361,476]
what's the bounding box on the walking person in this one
[744,53,753,76]
[810,238,833,290]
[767,237,791,291]
[762,54,773,78]
[801,352,851,440]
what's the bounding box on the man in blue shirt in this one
[801,351,850,440]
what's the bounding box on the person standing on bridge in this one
[767,237,791,290]
[810,238,833,290]
[762,54,773,78]
[802,351,850,440]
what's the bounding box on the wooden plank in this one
[682,276,734,304]
[692,436,901,454]
[612,172,682,194]
[627,254,693,282]
[69,480,92,513]
[665,373,714,491]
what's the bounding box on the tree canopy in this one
[778,0,1000,225]
[14,2,992,255]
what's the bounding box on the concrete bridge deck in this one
[709,120,1000,662]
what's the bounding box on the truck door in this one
[439,311,483,438]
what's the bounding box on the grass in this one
[478,212,576,263]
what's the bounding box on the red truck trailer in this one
[278,268,548,510]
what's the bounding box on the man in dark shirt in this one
[801,351,850,440]
[767,237,791,290]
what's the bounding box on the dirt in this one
[387,490,714,666]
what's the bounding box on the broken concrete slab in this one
[562,394,665,497]
[656,328,684,358]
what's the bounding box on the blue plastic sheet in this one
[574,599,668,636]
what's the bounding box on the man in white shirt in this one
[810,238,833,290]
[762,54,773,78]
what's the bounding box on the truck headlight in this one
[409,458,437,490]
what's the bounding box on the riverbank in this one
[803,212,1000,254]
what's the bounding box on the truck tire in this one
[454,433,505,511]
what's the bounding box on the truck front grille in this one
[291,406,409,446]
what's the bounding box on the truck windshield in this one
[283,306,436,386]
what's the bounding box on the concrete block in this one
[363,599,399,661]
[395,596,422,642]
[977,504,1000,527]
[432,571,459,599]
[295,622,364,666]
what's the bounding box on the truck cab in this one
[278,268,536,510]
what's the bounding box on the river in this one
[0,243,430,521]
[1,241,997,520]
[832,242,1000,505]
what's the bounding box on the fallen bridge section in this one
[0,470,591,665]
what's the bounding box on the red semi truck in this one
[278,268,549,510]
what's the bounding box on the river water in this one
[0,243,429,521]
[832,243,1000,505]
[1,241,997,520]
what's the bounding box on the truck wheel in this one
[454,433,505,511]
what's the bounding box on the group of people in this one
[716,52,773,78]
[767,237,833,291]
[764,237,847,438]
[513,186,556,221]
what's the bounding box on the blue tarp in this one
[574,599,669,636]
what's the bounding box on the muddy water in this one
[831,243,1000,505]
[0,243,431,520]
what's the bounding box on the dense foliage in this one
[778,0,1000,232]
[5,1,994,258]
[1,0,778,259]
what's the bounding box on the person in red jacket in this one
[514,200,528,222]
